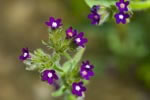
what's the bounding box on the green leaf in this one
[23,59,39,71]
[53,64,64,73]
[98,8,110,25]
[130,1,150,10]
[63,48,85,73]
[65,94,76,100]
[84,0,116,8]
[52,85,66,97]
[41,40,47,45]
[32,49,51,63]
[85,0,150,11]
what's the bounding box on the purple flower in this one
[80,68,94,80]
[80,61,94,80]
[45,17,62,30]
[66,27,77,39]
[74,32,88,47]
[88,5,100,25]
[114,12,129,24]
[19,48,30,61]
[81,61,94,70]
[91,5,100,12]
[41,70,59,85]
[88,11,100,25]
[72,81,86,96]
[116,0,129,12]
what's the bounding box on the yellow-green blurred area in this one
[0,0,150,100]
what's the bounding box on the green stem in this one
[64,52,72,60]
[51,52,60,62]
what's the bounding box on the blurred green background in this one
[0,0,150,100]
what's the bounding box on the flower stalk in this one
[19,17,94,100]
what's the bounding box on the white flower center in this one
[76,38,81,43]
[82,71,87,76]
[68,32,73,36]
[119,14,124,19]
[23,52,28,57]
[75,86,81,91]
[85,65,90,69]
[120,3,125,8]
[52,22,57,27]
[48,72,53,78]
[94,15,98,19]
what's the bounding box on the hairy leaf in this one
[63,48,85,73]
[85,0,116,8]
[52,85,66,97]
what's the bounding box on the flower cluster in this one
[115,0,130,24]
[66,27,88,47]
[80,61,94,80]
[71,60,94,96]
[19,17,94,99]
[45,17,88,47]
[88,5,101,25]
